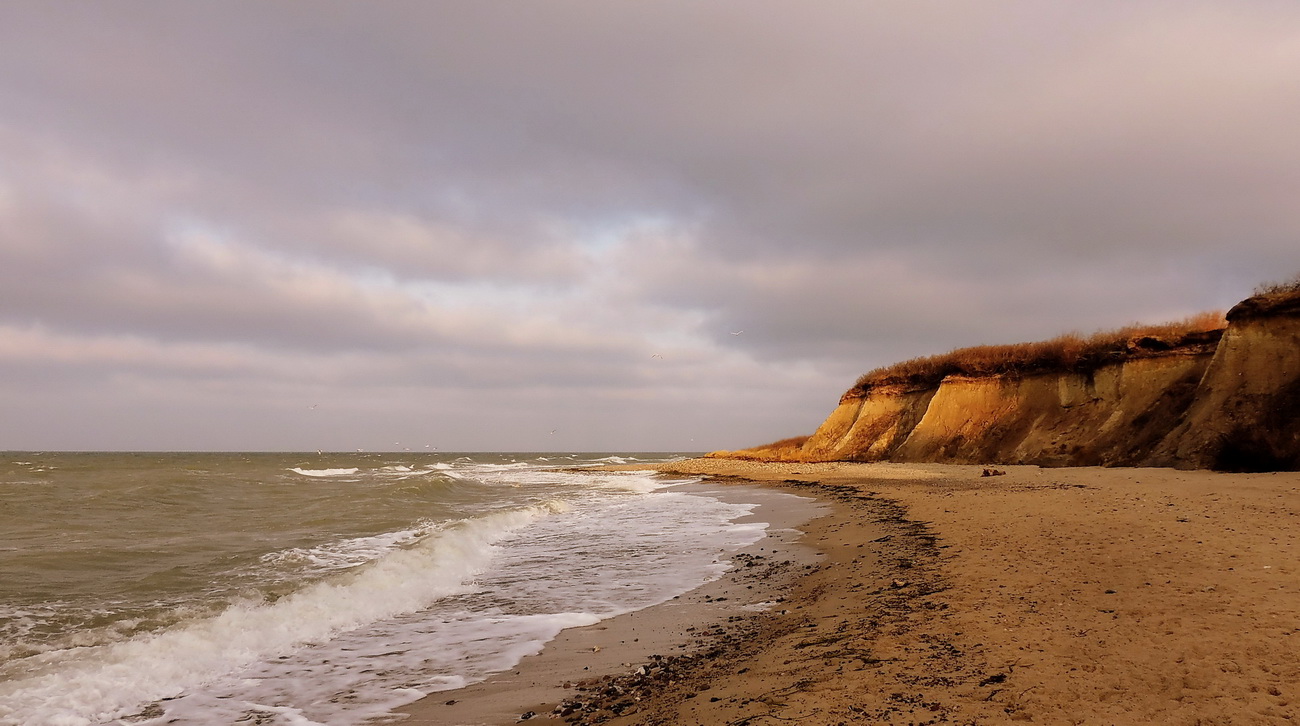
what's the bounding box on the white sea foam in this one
[288,467,359,477]
[588,471,690,494]
[0,503,563,726]
[150,488,763,726]
[0,455,781,726]
[155,610,604,726]
[257,522,433,577]
[458,462,679,496]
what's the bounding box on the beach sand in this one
[395,481,828,726]
[400,460,1300,725]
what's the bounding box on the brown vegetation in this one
[1229,274,1300,321]
[1253,274,1300,298]
[704,435,809,462]
[845,311,1226,399]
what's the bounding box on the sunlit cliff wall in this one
[798,353,1212,467]
[719,289,1300,471]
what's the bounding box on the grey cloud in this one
[615,237,1256,374]
[10,2,1300,268]
[4,1,1300,449]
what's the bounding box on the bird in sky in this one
[730,330,743,335]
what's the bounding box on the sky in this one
[2,2,1300,452]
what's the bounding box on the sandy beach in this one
[395,480,828,725]
[401,460,1300,725]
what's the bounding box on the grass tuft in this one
[1253,274,1300,297]
[1231,273,1300,321]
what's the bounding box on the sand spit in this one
[546,459,1299,725]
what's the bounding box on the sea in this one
[0,452,795,726]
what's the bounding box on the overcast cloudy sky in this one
[2,2,1299,452]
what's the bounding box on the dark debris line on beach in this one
[523,477,1014,726]
[541,552,801,724]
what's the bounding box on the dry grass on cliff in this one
[705,435,810,462]
[1234,274,1300,320]
[848,311,1226,396]
[1254,274,1300,297]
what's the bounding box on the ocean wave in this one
[583,471,685,494]
[256,522,435,577]
[0,453,776,726]
[0,503,565,726]
[288,467,359,477]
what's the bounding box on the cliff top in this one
[845,312,1225,400]
[1227,278,1300,321]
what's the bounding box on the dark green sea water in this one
[0,452,785,726]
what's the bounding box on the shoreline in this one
[399,459,1300,724]
[585,459,1300,724]
[395,479,831,725]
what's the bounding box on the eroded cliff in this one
[719,288,1300,471]
[1150,302,1300,470]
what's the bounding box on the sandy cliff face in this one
[801,354,1211,466]
[894,355,1212,466]
[1150,309,1300,470]
[787,292,1300,470]
[800,386,935,462]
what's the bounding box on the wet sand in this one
[401,460,1300,725]
[395,481,828,725]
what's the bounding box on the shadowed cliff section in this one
[1149,284,1300,471]
[714,284,1300,471]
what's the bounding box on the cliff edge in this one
[715,286,1300,471]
